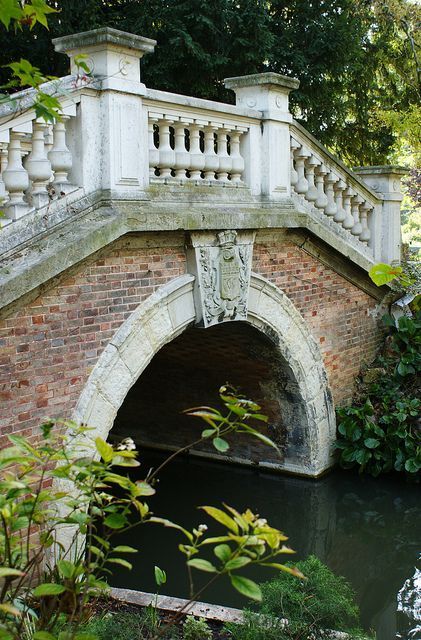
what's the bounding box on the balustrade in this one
[290,133,378,252]
[0,114,77,224]
[148,113,247,185]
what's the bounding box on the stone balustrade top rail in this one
[0,26,405,268]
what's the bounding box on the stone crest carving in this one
[188,230,255,327]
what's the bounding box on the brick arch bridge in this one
[0,28,403,477]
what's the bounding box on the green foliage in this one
[182,616,212,640]
[0,390,298,639]
[226,556,371,639]
[0,0,419,165]
[336,313,421,476]
[75,611,161,640]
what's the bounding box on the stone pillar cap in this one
[53,27,156,57]
[224,72,300,92]
[353,165,409,176]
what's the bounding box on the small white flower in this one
[198,524,208,532]
[255,518,267,528]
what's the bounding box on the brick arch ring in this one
[73,273,336,477]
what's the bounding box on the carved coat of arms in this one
[189,230,255,327]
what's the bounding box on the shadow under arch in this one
[73,273,335,477]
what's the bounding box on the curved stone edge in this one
[248,273,336,476]
[73,274,196,440]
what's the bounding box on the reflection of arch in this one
[74,273,335,477]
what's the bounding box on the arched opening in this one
[73,273,335,476]
[111,321,309,469]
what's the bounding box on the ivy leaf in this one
[230,575,262,601]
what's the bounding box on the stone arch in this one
[73,273,335,477]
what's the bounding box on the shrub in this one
[336,312,421,476]
[182,615,212,640]
[226,556,372,640]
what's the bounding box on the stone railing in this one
[0,26,405,265]
[290,122,378,247]
[0,85,81,225]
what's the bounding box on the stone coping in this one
[53,27,156,55]
[224,72,300,91]
[110,587,350,638]
[353,165,409,176]
[110,587,244,623]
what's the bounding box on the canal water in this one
[110,450,421,639]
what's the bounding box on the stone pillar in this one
[224,72,299,199]
[353,165,408,264]
[53,27,156,194]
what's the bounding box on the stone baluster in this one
[203,124,219,182]
[359,202,372,244]
[216,128,232,182]
[173,120,190,181]
[25,121,52,209]
[314,163,328,210]
[48,116,73,194]
[156,118,174,179]
[333,179,347,223]
[229,128,245,183]
[189,123,205,180]
[290,137,300,191]
[324,172,337,217]
[2,131,32,221]
[44,125,54,156]
[351,194,364,237]
[148,116,159,179]
[342,187,355,230]
[305,155,319,202]
[0,144,8,203]
[294,145,310,195]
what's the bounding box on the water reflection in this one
[111,451,421,639]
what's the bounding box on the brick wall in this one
[0,231,382,449]
[253,238,382,405]
[0,235,186,447]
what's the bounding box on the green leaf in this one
[95,437,114,462]
[225,556,251,571]
[369,263,402,286]
[135,481,155,496]
[364,438,380,449]
[260,562,306,578]
[0,0,22,29]
[230,575,262,601]
[154,565,167,586]
[0,567,24,578]
[213,437,229,452]
[33,632,57,640]
[187,558,217,573]
[103,513,126,529]
[200,506,239,533]
[33,583,66,596]
[107,558,132,570]
[405,458,421,473]
[214,544,231,563]
[201,429,215,438]
[57,560,76,579]
[113,545,138,554]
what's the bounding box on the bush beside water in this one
[336,312,421,477]
[226,556,373,639]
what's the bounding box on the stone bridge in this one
[0,28,405,477]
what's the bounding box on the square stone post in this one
[354,165,408,264]
[224,72,299,199]
[53,28,156,195]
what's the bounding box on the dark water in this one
[110,451,421,639]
